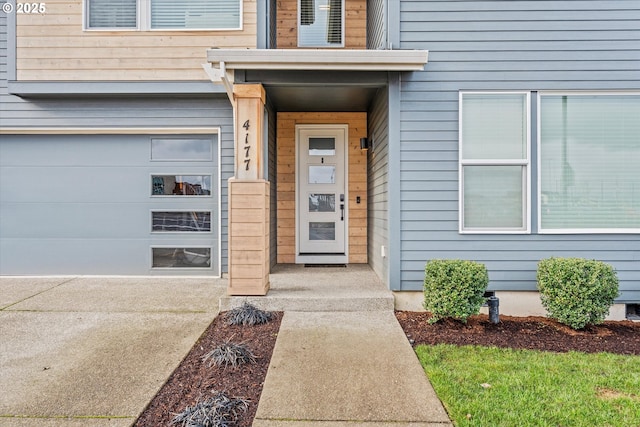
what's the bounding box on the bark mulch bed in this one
[134,311,639,426]
[396,312,640,355]
[134,311,282,427]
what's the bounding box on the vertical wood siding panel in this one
[397,0,640,301]
[276,112,367,263]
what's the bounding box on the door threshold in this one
[304,264,347,268]
[296,254,348,264]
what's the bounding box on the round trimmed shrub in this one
[537,257,619,330]
[423,259,489,324]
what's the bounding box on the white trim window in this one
[85,0,242,31]
[86,0,137,30]
[298,0,344,47]
[538,93,640,233]
[459,92,531,233]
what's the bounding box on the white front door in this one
[297,125,347,259]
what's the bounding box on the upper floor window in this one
[298,0,343,47]
[86,0,242,31]
[87,0,137,29]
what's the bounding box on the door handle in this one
[340,203,344,221]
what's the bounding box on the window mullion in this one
[139,0,149,30]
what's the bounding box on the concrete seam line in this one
[0,277,78,311]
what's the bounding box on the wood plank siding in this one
[15,0,257,81]
[276,0,366,49]
[228,180,270,294]
[396,0,640,301]
[276,112,367,264]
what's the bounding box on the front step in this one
[219,264,395,312]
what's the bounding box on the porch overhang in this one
[206,48,428,72]
[204,49,428,111]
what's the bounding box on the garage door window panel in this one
[151,175,212,196]
[151,138,213,161]
[152,211,212,232]
[152,247,212,268]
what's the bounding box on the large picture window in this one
[86,0,241,30]
[459,93,530,233]
[539,93,640,232]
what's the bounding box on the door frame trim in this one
[294,124,349,264]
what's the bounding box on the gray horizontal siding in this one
[397,0,640,302]
[367,87,390,284]
[268,103,277,268]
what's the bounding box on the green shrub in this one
[423,259,489,324]
[537,257,619,330]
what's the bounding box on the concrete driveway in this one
[0,277,226,426]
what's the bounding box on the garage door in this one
[0,134,219,275]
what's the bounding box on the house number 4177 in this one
[243,120,250,171]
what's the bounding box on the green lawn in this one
[415,344,640,427]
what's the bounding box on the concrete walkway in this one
[253,311,452,427]
[0,277,225,426]
[230,265,453,427]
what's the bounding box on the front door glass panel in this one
[309,194,335,212]
[309,222,336,240]
[309,138,336,156]
[309,166,335,184]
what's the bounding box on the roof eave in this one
[206,49,429,72]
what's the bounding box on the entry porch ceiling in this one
[206,49,428,112]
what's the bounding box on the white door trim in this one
[295,124,349,264]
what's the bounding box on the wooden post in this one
[234,84,265,180]
[228,84,270,295]
[228,179,270,295]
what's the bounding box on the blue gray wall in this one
[367,86,390,284]
[396,0,640,301]
[267,102,278,268]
